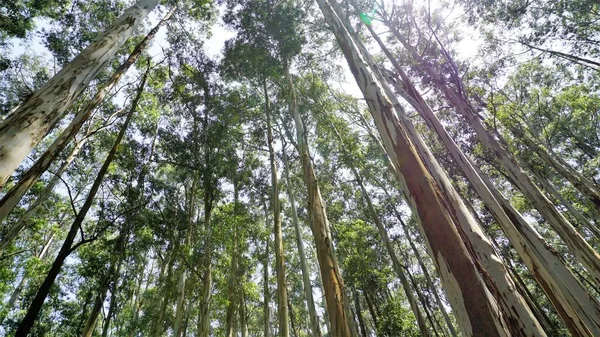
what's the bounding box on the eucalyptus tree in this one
[15,64,151,336]
[375,0,600,287]
[0,10,174,254]
[0,0,160,186]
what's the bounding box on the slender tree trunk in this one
[263,203,271,337]
[315,2,510,336]
[283,66,354,336]
[329,119,430,336]
[363,291,378,329]
[265,79,290,337]
[0,8,174,234]
[81,236,125,337]
[386,200,457,337]
[0,0,160,186]
[527,164,600,239]
[153,245,176,337]
[0,137,86,256]
[509,123,600,213]
[385,16,600,287]
[197,206,213,337]
[281,143,322,337]
[352,288,368,337]
[240,291,249,337]
[15,67,148,337]
[0,233,54,326]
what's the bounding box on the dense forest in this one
[0,0,599,336]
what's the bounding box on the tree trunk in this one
[527,164,600,239]
[329,119,430,337]
[0,136,86,256]
[281,143,322,337]
[0,8,173,234]
[369,23,600,336]
[263,203,271,337]
[0,0,160,186]
[15,67,148,337]
[363,291,378,329]
[385,16,600,288]
[283,66,353,337]
[153,245,176,337]
[315,2,510,336]
[352,288,368,337]
[509,123,600,213]
[0,233,54,326]
[387,200,457,337]
[240,291,249,337]
[197,206,213,337]
[265,78,290,337]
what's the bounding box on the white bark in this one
[0,0,159,186]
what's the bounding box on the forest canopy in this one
[0,0,599,336]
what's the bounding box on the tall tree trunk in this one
[385,197,457,337]
[357,21,546,336]
[281,143,322,337]
[0,0,160,186]
[153,245,177,337]
[315,2,510,336]
[0,136,86,256]
[81,230,126,337]
[384,16,600,287]
[15,66,149,337]
[283,66,354,336]
[509,124,600,213]
[0,8,174,233]
[368,23,600,336]
[363,291,378,329]
[0,233,55,326]
[527,164,600,239]
[263,202,271,337]
[265,78,290,337]
[352,288,368,337]
[329,119,430,337]
[240,291,249,337]
[197,206,213,337]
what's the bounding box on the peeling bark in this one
[0,0,160,186]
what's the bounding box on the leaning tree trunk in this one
[369,22,600,336]
[81,229,126,337]
[0,8,173,236]
[508,123,600,213]
[284,66,354,337]
[315,2,510,336]
[265,82,290,337]
[525,159,600,239]
[15,67,148,337]
[0,0,159,186]
[385,18,600,287]
[282,144,322,337]
[0,135,87,256]
[331,118,430,337]
[0,232,55,326]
